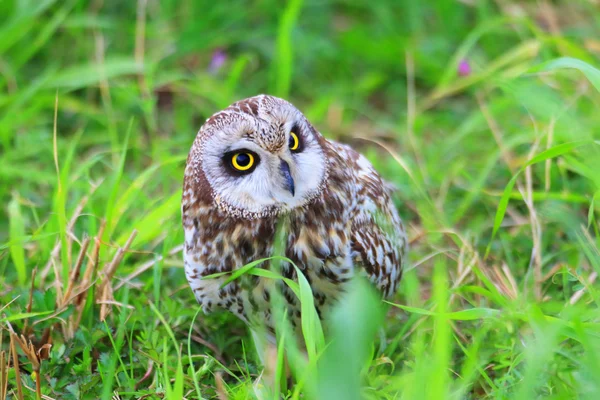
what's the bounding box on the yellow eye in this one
[289,132,299,151]
[231,152,254,171]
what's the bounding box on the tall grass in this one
[1,0,600,399]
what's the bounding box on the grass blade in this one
[531,57,600,93]
[487,141,593,257]
[272,0,303,97]
[8,194,26,285]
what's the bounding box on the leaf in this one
[386,302,500,320]
[248,268,300,297]
[436,16,515,87]
[8,194,26,285]
[589,191,599,228]
[317,279,384,400]
[445,308,501,320]
[532,57,600,93]
[46,57,143,90]
[0,311,54,323]
[0,0,57,55]
[103,118,134,239]
[524,141,586,167]
[12,0,78,68]
[293,264,325,361]
[118,190,181,248]
[113,156,186,224]
[205,257,301,298]
[486,141,592,258]
[187,308,206,400]
[222,256,293,286]
[271,0,304,97]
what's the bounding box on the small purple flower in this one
[458,59,471,77]
[209,48,227,73]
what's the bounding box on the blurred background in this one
[2,0,600,399]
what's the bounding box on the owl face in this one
[189,95,329,218]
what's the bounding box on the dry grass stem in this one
[570,271,598,305]
[9,333,24,400]
[99,230,138,321]
[61,237,91,308]
[40,182,103,282]
[0,332,10,400]
[215,371,229,400]
[114,244,183,291]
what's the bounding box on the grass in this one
[1,0,600,398]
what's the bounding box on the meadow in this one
[1,0,600,399]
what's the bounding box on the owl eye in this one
[289,131,300,152]
[231,152,255,171]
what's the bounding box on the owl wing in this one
[336,145,407,298]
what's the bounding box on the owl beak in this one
[279,160,295,196]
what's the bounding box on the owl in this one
[182,95,407,335]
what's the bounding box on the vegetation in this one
[1,0,600,398]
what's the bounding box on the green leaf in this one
[487,141,592,258]
[46,57,143,90]
[386,302,500,320]
[118,190,181,248]
[222,256,294,286]
[8,194,26,285]
[317,278,384,400]
[0,310,54,322]
[532,57,600,93]
[589,191,599,228]
[524,141,586,167]
[293,264,325,361]
[248,268,300,297]
[271,0,304,97]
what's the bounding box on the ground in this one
[1,0,600,399]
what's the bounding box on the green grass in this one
[2,0,600,398]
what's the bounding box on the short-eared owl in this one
[182,95,407,333]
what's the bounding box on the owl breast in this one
[182,140,407,332]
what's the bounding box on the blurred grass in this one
[1,0,600,399]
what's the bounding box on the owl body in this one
[182,95,407,331]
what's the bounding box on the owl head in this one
[184,95,329,219]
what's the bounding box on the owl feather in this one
[182,95,408,335]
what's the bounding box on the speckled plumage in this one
[182,95,407,333]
